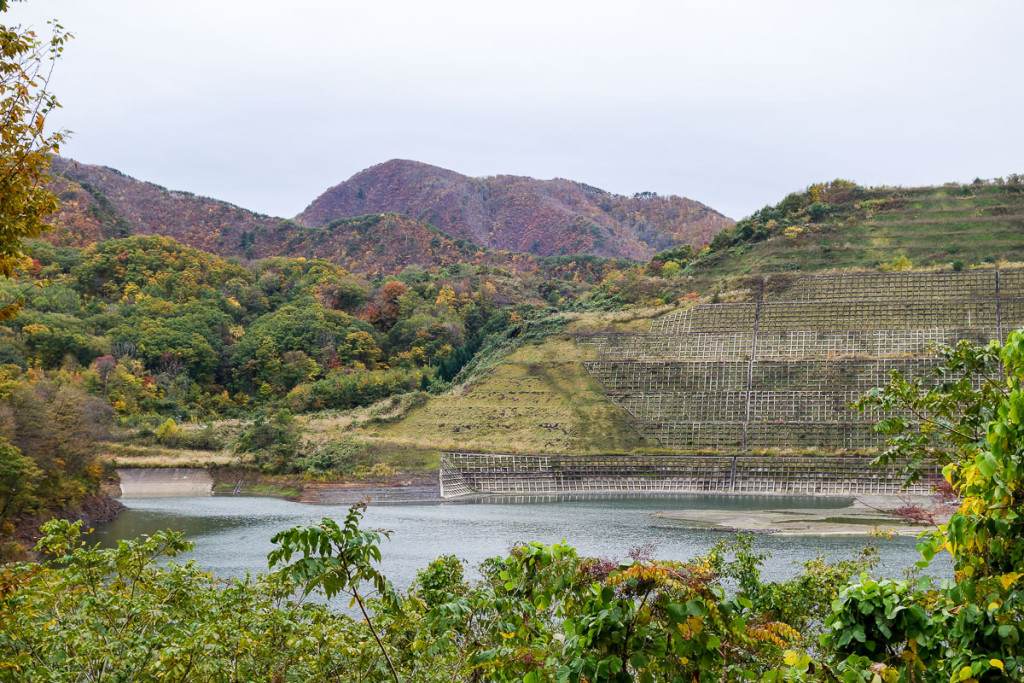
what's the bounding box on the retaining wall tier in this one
[439,452,937,498]
[577,268,1016,453]
[584,359,969,393]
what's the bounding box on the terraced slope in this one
[581,268,1018,452]
[697,182,1024,275]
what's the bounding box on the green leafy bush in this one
[234,409,301,472]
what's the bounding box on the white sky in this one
[7,0,1024,220]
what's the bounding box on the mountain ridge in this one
[296,158,733,259]
[43,157,629,278]
[44,156,731,273]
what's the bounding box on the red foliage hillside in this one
[42,157,731,276]
[41,159,631,282]
[47,157,282,254]
[296,159,733,259]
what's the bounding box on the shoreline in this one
[6,491,126,561]
[112,465,442,503]
[109,467,955,537]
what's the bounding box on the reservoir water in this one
[94,493,951,596]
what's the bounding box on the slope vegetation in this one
[296,159,733,259]
[364,337,646,454]
[695,178,1024,275]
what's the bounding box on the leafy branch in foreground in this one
[852,339,1005,484]
[825,331,1024,682]
[268,502,403,683]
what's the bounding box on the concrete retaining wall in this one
[116,468,214,497]
[439,452,938,499]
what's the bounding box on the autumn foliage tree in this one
[0,1,70,315]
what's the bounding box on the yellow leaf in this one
[783,650,799,666]
[990,659,1004,671]
[1000,573,1020,590]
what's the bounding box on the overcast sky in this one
[7,1,1024,220]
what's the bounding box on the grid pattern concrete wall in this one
[650,300,1004,334]
[579,268,1015,451]
[439,452,939,498]
[585,359,961,393]
[578,328,996,361]
[768,270,1012,301]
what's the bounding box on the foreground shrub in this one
[0,512,879,682]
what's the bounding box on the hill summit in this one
[296,159,733,260]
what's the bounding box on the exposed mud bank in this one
[652,495,953,536]
[75,492,128,527]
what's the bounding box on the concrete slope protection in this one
[442,268,1010,497]
[581,268,1016,450]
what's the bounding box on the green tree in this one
[231,301,374,391]
[234,408,301,472]
[110,298,230,383]
[853,338,1006,483]
[1,377,109,507]
[0,438,39,524]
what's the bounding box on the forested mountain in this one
[45,158,619,277]
[44,157,730,274]
[297,159,734,259]
[46,156,282,250]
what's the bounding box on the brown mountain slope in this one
[296,159,733,259]
[41,158,633,280]
[47,156,283,254]
[245,213,626,279]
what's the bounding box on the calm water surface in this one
[94,494,949,593]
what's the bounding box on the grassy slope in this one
[697,184,1024,276]
[356,336,648,455]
